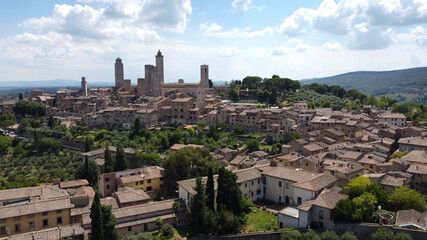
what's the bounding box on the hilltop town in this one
[0,51,426,240]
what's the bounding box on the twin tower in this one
[114,50,209,97]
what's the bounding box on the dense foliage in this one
[335,175,425,223]
[334,176,390,222]
[393,102,427,125]
[0,139,81,189]
[188,167,251,235]
[13,100,46,116]
[389,186,427,212]
[226,74,406,112]
[90,192,120,240]
[0,114,15,129]
[163,147,220,194]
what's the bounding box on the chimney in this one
[53,178,61,185]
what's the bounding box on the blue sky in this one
[0,0,426,84]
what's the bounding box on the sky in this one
[0,0,426,84]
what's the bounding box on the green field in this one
[245,207,278,233]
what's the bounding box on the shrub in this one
[161,223,174,239]
[340,231,358,240]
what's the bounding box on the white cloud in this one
[199,22,223,34]
[411,25,427,47]
[271,47,291,56]
[311,0,357,35]
[138,0,192,33]
[322,42,342,51]
[278,8,314,36]
[347,23,395,50]
[21,0,192,40]
[219,46,237,57]
[232,0,252,11]
[199,22,274,38]
[271,41,309,56]
[296,43,309,52]
[278,0,427,49]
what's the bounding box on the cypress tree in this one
[190,177,207,233]
[104,144,114,173]
[78,156,99,186]
[131,118,141,138]
[101,205,119,240]
[33,129,41,151]
[19,93,23,100]
[48,115,55,129]
[90,193,104,240]
[206,167,215,211]
[85,136,92,152]
[216,167,243,216]
[114,145,128,171]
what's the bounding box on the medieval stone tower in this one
[115,58,124,88]
[156,50,164,84]
[137,51,163,97]
[81,77,88,96]
[200,64,209,88]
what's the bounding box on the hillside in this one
[301,67,427,103]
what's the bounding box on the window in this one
[147,179,152,183]
[297,197,302,205]
[15,224,21,233]
[29,221,35,231]
[279,181,282,187]
[43,219,48,227]
[1,226,7,235]
[319,210,324,220]
[258,179,260,184]
[251,181,254,186]
[160,177,163,181]
[105,177,110,182]
[28,214,34,219]
[0,219,5,223]
[42,212,48,216]
[56,210,62,214]
[251,192,254,197]
[257,189,261,195]
[107,184,110,189]
[286,183,289,189]
[245,183,247,188]
[14,216,20,221]
[57,217,62,225]
[136,181,139,185]
[147,187,152,191]
[128,226,132,232]
[140,181,144,184]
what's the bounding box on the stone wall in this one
[189,224,427,240]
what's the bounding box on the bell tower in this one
[155,50,164,83]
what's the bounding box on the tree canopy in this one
[12,100,46,117]
[390,186,426,212]
[77,157,99,186]
[163,147,220,194]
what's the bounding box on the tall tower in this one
[155,50,164,83]
[81,77,88,96]
[200,64,209,88]
[115,58,124,88]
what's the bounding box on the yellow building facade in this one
[0,198,73,236]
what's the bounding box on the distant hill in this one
[0,79,111,89]
[301,67,427,103]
